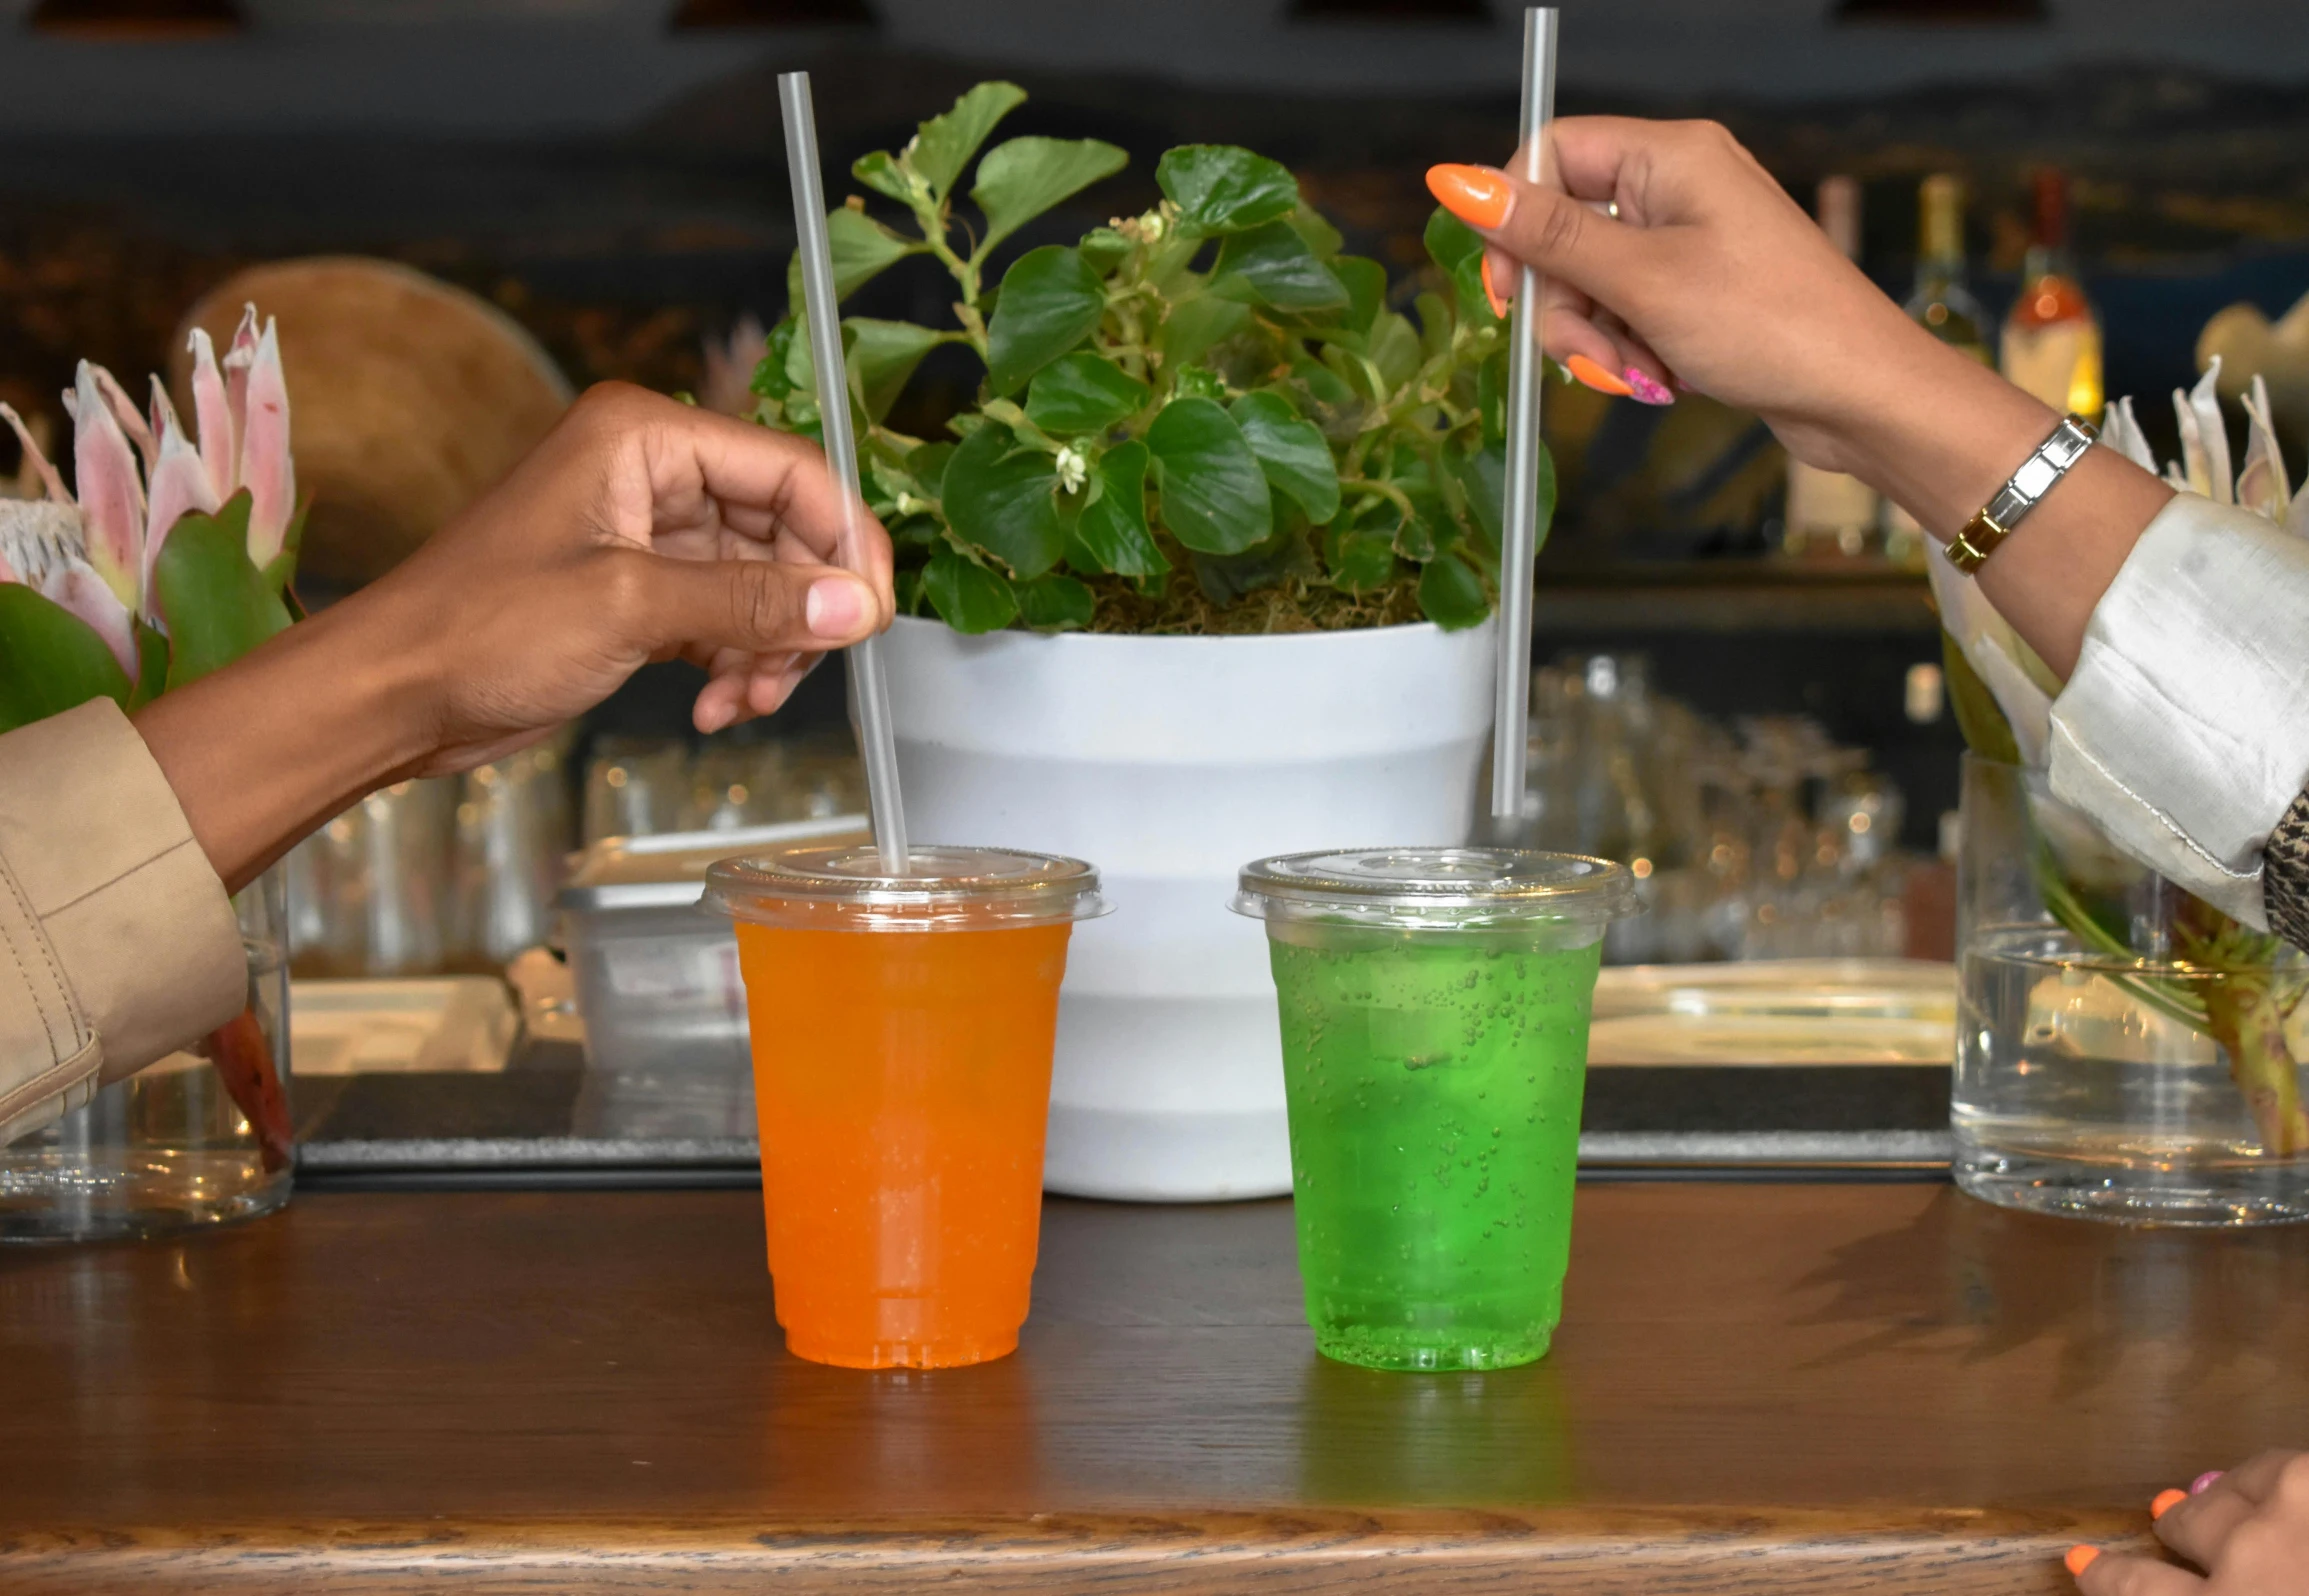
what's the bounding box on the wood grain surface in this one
[0,1182,2300,1592]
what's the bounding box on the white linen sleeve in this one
[2047,492,2309,930]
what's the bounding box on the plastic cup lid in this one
[703,843,1107,931]
[1233,845,1638,927]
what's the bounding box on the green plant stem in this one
[2030,832,2309,1158]
[2199,973,2309,1157]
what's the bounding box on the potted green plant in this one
[0,310,302,1238]
[745,84,1542,1200]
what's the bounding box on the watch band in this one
[1943,412,2099,575]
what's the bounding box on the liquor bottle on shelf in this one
[1886,173,1989,566]
[2000,167,2103,423]
[1784,176,1881,560]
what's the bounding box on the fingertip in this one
[2064,1545,2099,1579]
[806,573,874,642]
[2149,1488,2186,1520]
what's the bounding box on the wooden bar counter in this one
[0,1180,2302,1592]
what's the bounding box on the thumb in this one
[625,550,881,655]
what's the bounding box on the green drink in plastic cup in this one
[1234,847,1637,1372]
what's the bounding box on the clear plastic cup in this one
[704,844,1107,1368]
[1233,847,1637,1371]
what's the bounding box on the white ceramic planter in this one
[882,614,1496,1201]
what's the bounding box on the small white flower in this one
[895,492,930,518]
[1138,209,1167,243]
[1055,444,1089,495]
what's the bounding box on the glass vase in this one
[0,866,294,1241]
[1955,755,2309,1225]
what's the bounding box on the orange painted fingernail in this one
[1565,353,1636,398]
[1481,254,1510,320]
[1427,164,1514,231]
[2064,1545,2100,1577]
[2150,1488,2186,1519]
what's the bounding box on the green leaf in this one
[1325,525,1399,593]
[259,501,308,596]
[1415,290,1455,363]
[1071,441,1167,577]
[1477,349,1509,443]
[1417,550,1490,630]
[1287,204,1344,260]
[851,150,914,204]
[127,618,168,710]
[0,582,132,733]
[1942,630,2022,765]
[1156,145,1299,236]
[940,422,1068,579]
[1230,391,1340,524]
[153,492,292,690]
[1159,294,1250,371]
[972,136,1128,253]
[785,207,923,316]
[923,546,1021,634]
[1147,396,1272,556]
[986,245,1106,395]
[907,440,957,498]
[1079,227,1133,274]
[1192,517,1317,606]
[1368,310,1423,394]
[1016,571,1096,631]
[1333,256,1387,337]
[1290,354,1357,411]
[845,318,948,423]
[1212,220,1349,312]
[1025,352,1151,435]
[1424,206,1501,328]
[908,82,1028,202]
[894,566,927,616]
[1423,204,1484,274]
[751,318,797,400]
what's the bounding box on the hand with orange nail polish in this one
[1428,158,1680,407]
[1423,117,1992,479]
[2066,1449,2309,1593]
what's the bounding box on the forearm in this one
[1829,328,2175,681]
[132,585,441,894]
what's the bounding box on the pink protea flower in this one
[0,299,294,667]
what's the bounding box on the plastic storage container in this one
[557,817,865,1134]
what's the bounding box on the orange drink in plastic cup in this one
[704,844,1106,1369]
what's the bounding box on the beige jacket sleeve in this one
[0,698,245,1144]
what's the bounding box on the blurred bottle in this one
[2000,168,2103,423]
[1904,174,1992,363]
[1886,174,1991,565]
[1784,177,1881,560]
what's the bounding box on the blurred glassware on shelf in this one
[1517,653,1917,966]
[289,727,869,982]
[582,737,689,844]
[453,739,573,970]
[288,731,576,979]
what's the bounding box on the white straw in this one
[1490,7,1558,826]
[778,71,910,875]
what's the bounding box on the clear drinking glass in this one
[705,844,1108,1369]
[1954,755,2309,1225]
[0,867,294,1241]
[1235,847,1637,1370]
